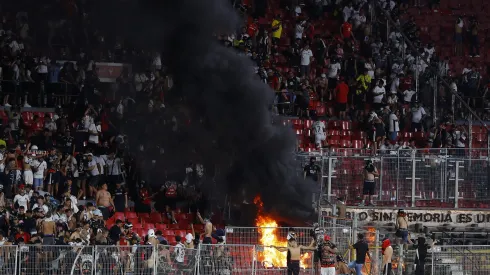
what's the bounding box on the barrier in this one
[0,245,17,275]
[431,245,490,275]
[313,148,490,208]
[198,244,255,275]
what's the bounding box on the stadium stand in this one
[0,0,487,258]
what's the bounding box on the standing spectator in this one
[300,44,313,77]
[311,118,326,149]
[469,17,480,58]
[112,182,127,212]
[388,109,400,142]
[271,14,282,45]
[454,17,464,56]
[414,237,428,275]
[372,80,385,110]
[335,77,349,120]
[396,209,410,244]
[411,103,426,132]
[247,18,259,47]
[327,58,341,98]
[303,157,321,183]
[174,235,187,271]
[340,19,354,42]
[350,233,371,275]
[382,238,393,275]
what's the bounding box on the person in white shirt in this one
[372,80,386,109]
[387,91,398,107]
[14,189,29,209]
[388,110,400,141]
[300,44,313,77]
[23,153,36,186]
[403,89,416,103]
[295,20,306,39]
[32,157,47,190]
[311,118,326,148]
[411,103,426,132]
[327,59,341,91]
[88,121,101,145]
[352,12,366,29]
[453,126,467,156]
[174,235,187,266]
[95,155,106,175]
[85,153,100,198]
[105,152,124,186]
[342,3,353,23]
[32,196,49,214]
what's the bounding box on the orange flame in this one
[254,196,311,268]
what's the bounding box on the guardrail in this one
[297,148,490,208]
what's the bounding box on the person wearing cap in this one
[147,229,159,246]
[90,209,106,233]
[273,234,316,275]
[319,235,337,275]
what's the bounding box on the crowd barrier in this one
[297,148,490,208]
[431,245,490,275]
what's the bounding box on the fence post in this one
[374,230,380,275]
[408,154,421,207]
[431,247,435,275]
[197,244,201,275]
[454,161,464,208]
[93,246,97,275]
[252,245,256,275]
[14,245,18,275]
[327,157,335,202]
[379,156,384,201]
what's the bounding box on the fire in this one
[254,196,311,269]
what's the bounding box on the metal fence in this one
[298,148,490,208]
[431,245,490,275]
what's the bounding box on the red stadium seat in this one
[155,224,168,231]
[166,235,177,245]
[174,230,187,237]
[163,230,175,236]
[125,212,137,219]
[132,223,143,229]
[113,212,125,221]
[143,223,155,231]
[138,213,150,219]
[149,212,163,223]
[128,218,140,226]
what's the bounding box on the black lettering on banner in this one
[433,214,441,223]
[457,214,465,223]
[423,213,432,222]
[359,212,368,221]
[406,213,412,222]
[443,214,453,223]
[413,213,423,222]
[383,213,392,221]
[476,214,485,223]
[372,212,379,221]
[466,214,472,223]
[486,214,490,223]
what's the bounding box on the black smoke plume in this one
[94,0,315,222]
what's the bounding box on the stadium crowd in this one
[0,0,486,253]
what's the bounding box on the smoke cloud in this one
[95,0,316,222]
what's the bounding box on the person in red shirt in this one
[139,186,152,213]
[247,18,259,46]
[335,77,349,119]
[340,19,354,42]
[400,74,413,91]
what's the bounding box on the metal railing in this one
[297,148,490,208]
[431,245,490,275]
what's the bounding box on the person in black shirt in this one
[415,236,428,275]
[112,182,127,212]
[109,219,124,244]
[351,233,370,275]
[303,157,321,182]
[58,130,74,154]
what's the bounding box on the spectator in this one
[335,77,349,120]
[300,44,313,77]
